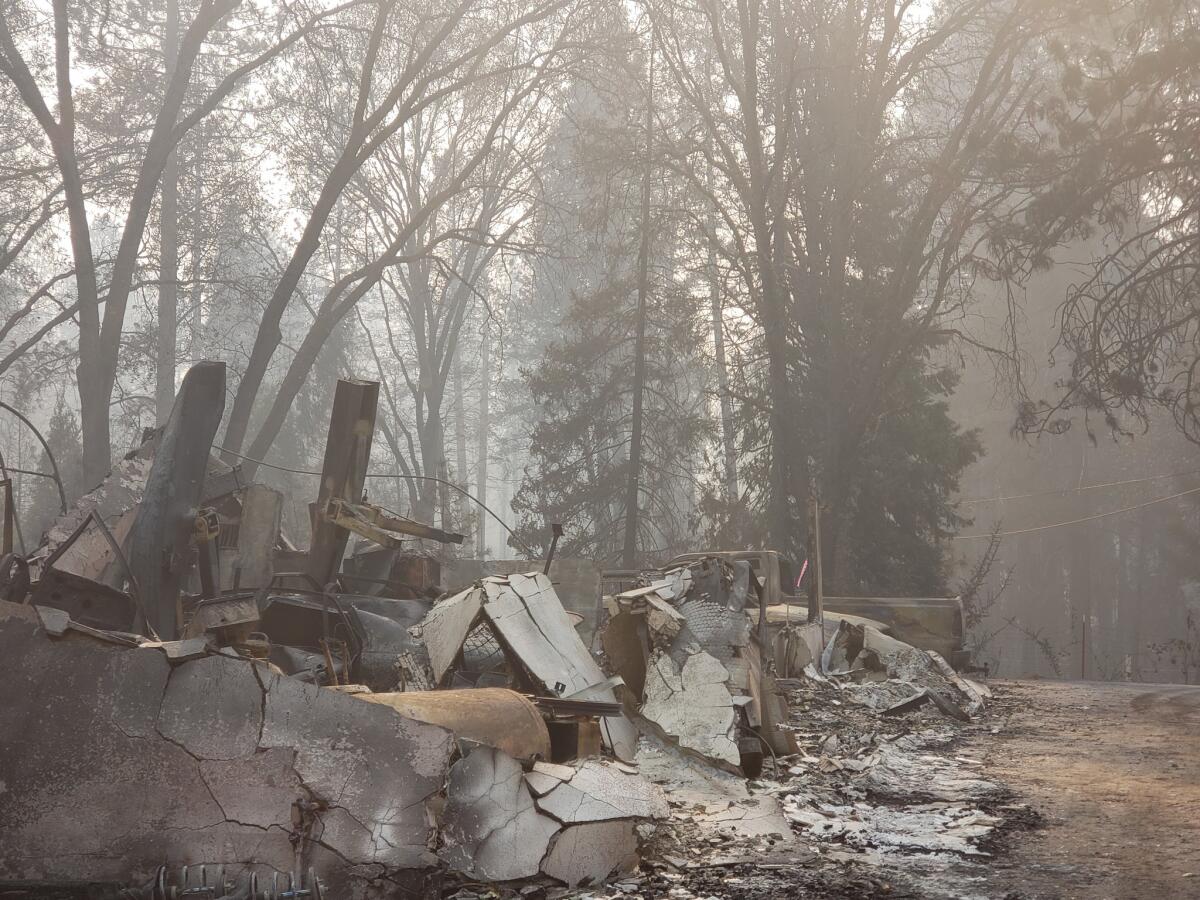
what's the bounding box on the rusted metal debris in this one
[305,378,379,590]
[325,496,465,548]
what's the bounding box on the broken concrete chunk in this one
[532,761,578,781]
[34,604,71,636]
[258,668,453,869]
[540,820,639,887]
[441,746,561,881]
[525,770,564,796]
[640,648,739,770]
[157,653,264,760]
[697,795,792,839]
[533,759,669,823]
[644,594,686,644]
[655,566,692,603]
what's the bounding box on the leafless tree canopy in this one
[3,0,1200,678]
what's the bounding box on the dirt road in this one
[970,679,1200,899]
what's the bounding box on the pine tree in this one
[511,40,710,563]
[25,397,83,541]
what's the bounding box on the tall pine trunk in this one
[476,329,489,557]
[155,0,180,424]
[453,346,469,549]
[190,142,204,365]
[621,46,654,569]
[709,241,737,498]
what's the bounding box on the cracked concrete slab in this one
[158,654,264,760]
[198,748,304,830]
[0,605,226,881]
[525,770,563,796]
[258,668,453,869]
[440,746,561,881]
[640,648,739,769]
[0,603,453,896]
[533,759,669,823]
[696,796,792,839]
[541,820,639,887]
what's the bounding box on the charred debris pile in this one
[0,364,992,899]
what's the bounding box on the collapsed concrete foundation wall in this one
[0,602,453,898]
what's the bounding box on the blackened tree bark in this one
[156,0,181,424]
[621,44,655,569]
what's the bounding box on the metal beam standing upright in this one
[305,379,380,589]
[125,361,226,639]
[807,495,824,625]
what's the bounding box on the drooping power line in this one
[957,467,1200,505]
[952,485,1200,540]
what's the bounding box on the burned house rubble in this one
[0,364,997,899]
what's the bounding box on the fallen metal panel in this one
[481,572,637,761]
[232,483,282,590]
[483,572,601,696]
[31,456,153,583]
[419,585,485,684]
[325,498,464,547]
[354,688,551,761]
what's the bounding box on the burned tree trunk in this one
[155,0,181,424]
[621,48,655,570]
[476,328,490,557]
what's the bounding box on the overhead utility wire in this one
[952,485,1200,540]
[958,466,1200,505]
[213,445,536,557]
